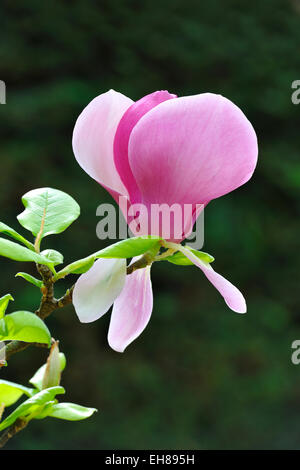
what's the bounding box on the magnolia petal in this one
[127,201,205,243]
[178,245,246,313]
[128,93,258,207]
[73,258,126,323]
[114,90,176,203]
[108,264,153,352]
[72,89,133,197]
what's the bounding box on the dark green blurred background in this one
[1,0,300,450]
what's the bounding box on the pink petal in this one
[126,201,204,243]
[73,258,126,323]
[178,245,246,313]
[108,264,153,352]
[72,89,133,197]
[114,90,176,203]
[128,93,258,208]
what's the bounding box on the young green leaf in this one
[56,236,161,278]
[165,247,214,266]
[0,379,35,407]
[44,402,97,421]
[55,255,95,278]
[68,257,95,275]
[17,188,80,239]
[15,272,43,289]
[29,352,66,391]
[40,249,64,266]
[0,311,51,345]
[0,386,65,431]
[0,294,14,320]
[94,236,161,259]
[0,238,53,265]
[0,222,34,250]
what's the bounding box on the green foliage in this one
[0,311,51,344]
[0,387,65,432]
[93,236,161,259]
[0,238,52,265]
[69,257,95,275]
[165,247,214,266]
[29,353,66,391]
[17,188,80,239]
[40,249,64,266]
[56,236,161,278]
[0,346,97,431]
[0,380,35,407]
[0,186,101,442]
[44,403,97,421]
[15,272,43,289]
[0,294,14,319]
[0,223,34,250]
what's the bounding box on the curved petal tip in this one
[177,245,247,314]
[108,265,153,352]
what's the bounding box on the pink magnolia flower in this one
[72,89,258,352]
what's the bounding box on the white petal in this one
[72,89,133,197]
[73,258,126,323]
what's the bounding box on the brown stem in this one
[0,265,74,364]
[126,253,153,275]
[0,418,28,448]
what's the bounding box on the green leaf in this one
[15,272,43,289]
[17,187,80,239]
[94,236,161,259]
[69,257,95,275]
[40,249,64,266]
[0,238,53,265]
[0,294,14,320]
[166,247,214,266]
[0,311,51,345]
[0,386,65,431]
[0,222,34,250]
[56,255,95,278]
[0,379,35,407]
[44,402,97,421]
[30,353,66,391]
[56,236,161,278]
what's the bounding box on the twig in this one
[0,404,5,422]
[1,340,51,363]
[57,286,74,309]
[0,265,74,364]
[126,253,153,275]
[0,418,28,448]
